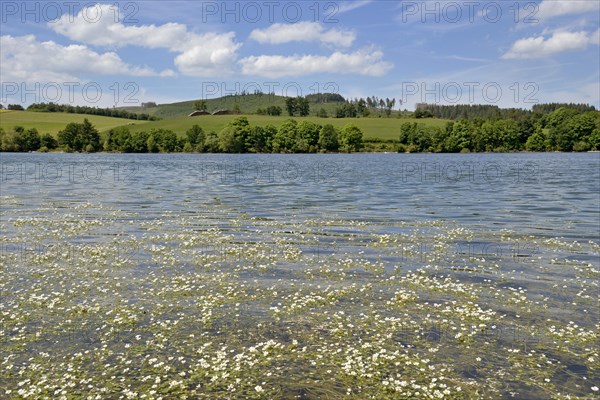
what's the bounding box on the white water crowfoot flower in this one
[0,199,598,398]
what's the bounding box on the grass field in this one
[121,115,449,141]
[0,110,151,135]
[0,111,450,141]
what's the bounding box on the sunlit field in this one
[0,110,448,142]
[1,153,598,399]
[0,111,151,136]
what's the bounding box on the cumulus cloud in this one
[53,16,187,49]
[0,35,173,83]
[249,22,355,47]
[174,32,241,76]
[239,47,393,78]
[47,3,391,79]
[502,29,600,59]
[537,0,600,20]
[50,3,241,76]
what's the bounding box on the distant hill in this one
[119,93,347,119]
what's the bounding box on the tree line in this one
[284,97,310,117]
[1,105,597,154]
[414,103,596,120]
[25,102,160,121]
[252,95,399,119]
[2,104,25,110]
[0,117,364,153]
[399,107,599,152]
[103,117,363,153]
[0,126,59,152]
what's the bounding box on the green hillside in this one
[0,109,449,142]
[111,91,445,140]
[0,110,150,135]
[119,94,351,119]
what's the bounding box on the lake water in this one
[1,152,599,399]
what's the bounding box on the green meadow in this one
[123,115,449,141]
[0,110,449,142]
[0,110,151,135]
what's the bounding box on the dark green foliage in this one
[589,128,600,150]
[57,118,101,152]
[294,121,322,152]
[258,106,282,116]
[186,125,206,151]
[194,100,207,111]
[27,102,160,120]
[416,102,596,121]
[285,97,310,117]
[305,93,345,103]
[384,98,396,117]
[297,98,310,117]
[40,133,58,150]
[218,117,251,153]
[273,119,298,153]
[246,125,275,153]
[1,127,43,151]
[318,124,339,152]
[336,103,357,118]
[266,106,282,116]
[204,131,220,153]
[443,120,472,153]
[285,98,295,116]
[339,124,364,152]
[414,108,434,119]
[297,121,321,148]
[130,131,149,153]
[357,99,369,117]
[525,130,547,152]
[148,129,178,152]
[546,109,600,151]
[14,128,41,151]
[105,126,133,152]
[398,107,599,152]
[532,103,596,114]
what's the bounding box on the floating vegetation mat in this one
[1,198,598,399]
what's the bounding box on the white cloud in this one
[53,16,188,50]
[174,32,240,77]
[48,3,393,79]
[249,22,355,47]
[0,35,173,83]
[502,29,600,59]
[239,48,393,78]
[50,3,241,77]
[538,0,600,20]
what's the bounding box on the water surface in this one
[1,152,598,399]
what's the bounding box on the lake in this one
[1,152,598,399]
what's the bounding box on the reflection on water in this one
[1,152,598,399]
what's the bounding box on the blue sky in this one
[1,0,599,110]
